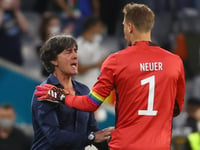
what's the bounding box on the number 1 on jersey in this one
[138,75,158,116]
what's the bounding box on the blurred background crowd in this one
[0,0,200,149]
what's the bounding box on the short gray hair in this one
[40,35,78,73]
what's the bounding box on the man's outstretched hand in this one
[35,84,69,103]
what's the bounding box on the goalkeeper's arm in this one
[65,94,100,112]
[35,84,104,112]
[62,90,105,112]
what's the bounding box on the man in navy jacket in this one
[31,35,113,150]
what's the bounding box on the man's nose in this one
[72,50,78,58]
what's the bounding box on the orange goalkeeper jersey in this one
[66,41,185,150]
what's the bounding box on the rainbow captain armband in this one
[88,90,105,106]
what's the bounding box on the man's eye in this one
[65,49,72,53]
[65,48,77,53]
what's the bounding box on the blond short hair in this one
[123,3,155,32]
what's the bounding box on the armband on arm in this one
[35,84,105,111]
[63,91,104,111]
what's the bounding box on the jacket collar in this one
[47,74,81,95]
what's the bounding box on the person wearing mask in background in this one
[33,0,100,37]
[36,12,61,77]
[75,16,107,89]
[0,104,31,150]
[54,0,100,18]
[0,0,28,65]
[52,0,100,36]
[74,16,111,122]
[32,35,114,150]
[35,3,185,150]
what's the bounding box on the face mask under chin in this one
[0,119,15,130]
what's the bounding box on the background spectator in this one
[74,16,107,89]
[74,16,111,122]
[36,12,61,77]
[0,104,31,150]
[0,0,28,65]
[33,0,100,37]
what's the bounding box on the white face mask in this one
[4,0,13,3]
[49,26,60,36]
[0,118,15,130]
[93,34,103,43]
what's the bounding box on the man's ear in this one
[51,60,58,66]
[128,23,134,33]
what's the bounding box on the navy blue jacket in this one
[31,74,98,150]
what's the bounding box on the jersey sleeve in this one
[65,54,116,111]
[174,57,185,116]
[92,53,116,97]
